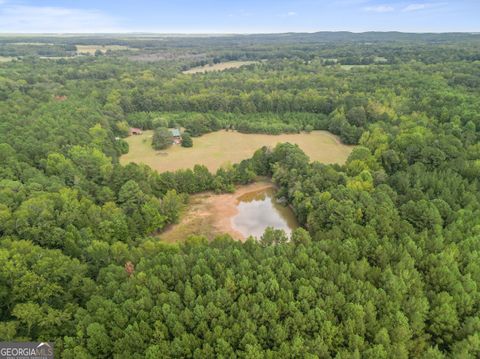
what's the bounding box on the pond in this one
[158,182,300,243]
[231,187,298,239]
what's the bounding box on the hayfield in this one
[183,61,257,74]
[120,130,353,173]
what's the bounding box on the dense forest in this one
[0,33,480,357]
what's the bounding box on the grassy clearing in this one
[340,64,372,70]
[374,56,388,63]
[159,194,218,243]
[183,61,257,74]
[340,63,389,70]
[121,130,353,173]
[75,45,133,55]
[0,56,14,63]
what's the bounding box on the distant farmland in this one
[183,61,257,74]
[75,44,133,55]
[120,130,353,173]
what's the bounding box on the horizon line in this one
[0,30,480,36]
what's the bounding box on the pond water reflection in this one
[231,187,298,239]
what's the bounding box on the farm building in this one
[170,128,182,144]
[129,128,143,135]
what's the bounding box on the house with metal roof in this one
[169,128,181,137]
[169,128,182,144]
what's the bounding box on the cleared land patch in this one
[121,130,353,173]
[183,61,257,74]
[75,45,133,55]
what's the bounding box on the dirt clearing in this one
[183,61,257,74]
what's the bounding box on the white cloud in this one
[364,5,395,13]
[403,3,428,11]
[335,0,372,5]
[0,3,123,33]
[274,11,298,18]
[402,3,444,12]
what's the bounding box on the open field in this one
[340,64,372,70]
[183,61,257,74]
[76,44,133,55]
[39,56,75,60]
[120,130,353,172]
[0,56,13,62]
[10,42,55,46]
[159,181,274,243]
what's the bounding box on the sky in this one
[0,0,479,34]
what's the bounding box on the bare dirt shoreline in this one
[159,181,275,243]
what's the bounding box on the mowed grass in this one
[120,130,353,173]
[183,61,257,74]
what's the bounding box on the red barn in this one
[54,95,68,101]
[129,128,143,135]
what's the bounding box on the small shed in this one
[169,128,181,138]
[129,128,143,135]
[169,128,182,144]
